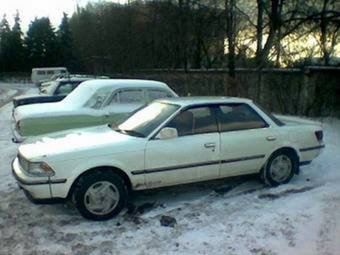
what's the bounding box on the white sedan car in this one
[12,97,325,220]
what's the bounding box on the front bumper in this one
[12,158,67,203]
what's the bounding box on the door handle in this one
[266,136,276,141]
[204,143,216,149]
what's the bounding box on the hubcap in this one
[84,181,119,215]
[269,155,292,183]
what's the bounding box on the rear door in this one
[216,103,278,177]
[144,106,220,188]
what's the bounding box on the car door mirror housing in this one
[156,127,178,139]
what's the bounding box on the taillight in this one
[315,130,323,142]
[16,121,21,131]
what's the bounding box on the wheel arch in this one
[266,146,300,174]
[67,165,132,199]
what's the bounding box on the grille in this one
[18,153,29,172]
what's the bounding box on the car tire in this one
[73,170,128,221]
[262,150,298,187]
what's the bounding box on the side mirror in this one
[156,127,178,140]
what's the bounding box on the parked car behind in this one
[39,74,109,90]
[12,79,178,142]
[31,67,68,86]
[12,97,325,220]
[13,77,95,108]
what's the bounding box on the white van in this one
[31,67,68,85]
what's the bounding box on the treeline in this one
[0,0,339,74]
[0,12,74,72]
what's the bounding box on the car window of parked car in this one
[253,103,285,126]
[117,102,180,137]
[218,104,268,132]
[148,89,172,100]
[105,89,144,106]
[54,83,75,96]
[119,90,144,103]
[166,107,218,136]
[84,88,112,109]
[37,70,45,75]
[47,70,54,75]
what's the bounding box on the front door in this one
[144,106,220,188]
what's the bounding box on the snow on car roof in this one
[77,79,170,90]
[62,79,173,108]
[156,96,253,106]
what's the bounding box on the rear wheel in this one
[262,150,297,186]
[73,171,128,220]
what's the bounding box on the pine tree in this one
[25,17,58,68]
[0,14,11,72]
[57,12,74,68]
[7,11,26,71]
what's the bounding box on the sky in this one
[1,0,126,32]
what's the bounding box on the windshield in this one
[117,102,180,137]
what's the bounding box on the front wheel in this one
[262,150,297,187]
[73,171,128,220]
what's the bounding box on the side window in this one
[106,90,144,106]
[148,89,172,100]
[166,107,217,136]
[218,104,268,132]
[37,71,45,75]
[84,88,111,109]
[55,83,75,96]
[119,90,144,103]
[47,70,54,75]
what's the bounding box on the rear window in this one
[55,82,77,96]
[254,103,285,126]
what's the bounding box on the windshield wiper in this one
[121,129,145,138]
[113,128,145,138]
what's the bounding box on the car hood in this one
[19,125,145,161]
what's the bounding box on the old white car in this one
[12,97,324,220]
[12,79,177,142]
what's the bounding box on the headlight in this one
[27,162,55,177]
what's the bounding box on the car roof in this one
[56,77,93,82]
[77,79,171,90]
[32,67,67,70]
[156,96,253,106]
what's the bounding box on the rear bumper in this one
[299,144,325,164]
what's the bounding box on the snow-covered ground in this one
[0,84,339,255]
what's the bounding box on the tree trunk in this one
[256,0,264,59]
[226,0,235,78]
[320,0,330,66]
